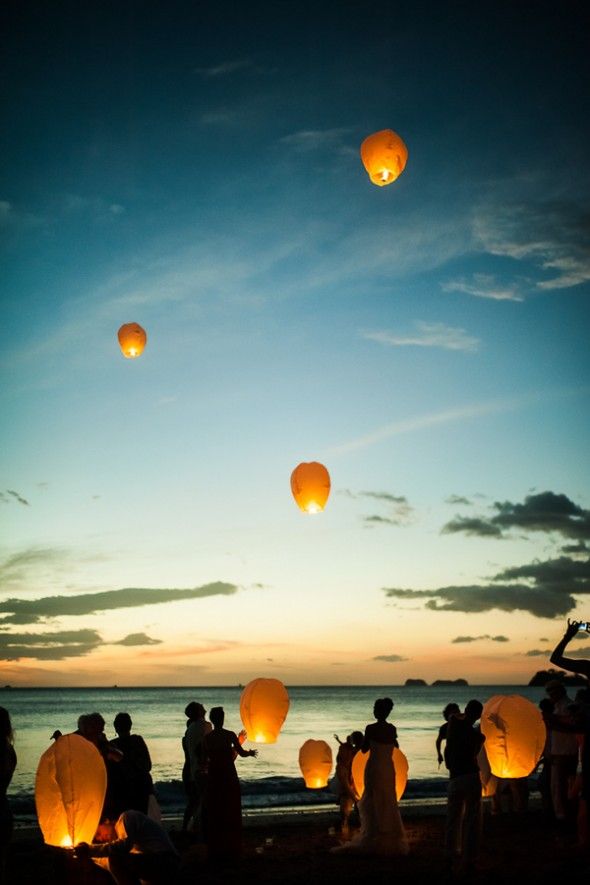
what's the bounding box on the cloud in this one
[0,629,102,660]
[442,492,590,541]
[0,547,69,588]
[194,59,254,78]
[6,490,29,506]
[474,199,590,290]
[364,323,479,353]
[451,635,509,643]
[384,553,590,619]
[442,273,524,302]
[445,495,473,506]
[525,649,549,657]
[372,654,409,663]
[562,542,589,554]
[114,633,162,647]
[279,128,352,152]
[0,581,240,624]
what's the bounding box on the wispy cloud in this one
[194,59,254,78]
[372,654,409,663]
[0,628,102,660]
[442,273,523,302]
[474,199,590,290]
[451,635,509,644]
[279,128,352,152]
[0,582,241,624]
[5,490,30,506]
[114,633,162,647]
[445,495,473,506]
[364,322,479,353]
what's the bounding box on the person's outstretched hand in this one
[565,620,580,641]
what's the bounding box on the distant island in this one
[528,668,589,687]
[404,678,468,687]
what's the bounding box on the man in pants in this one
[444,699,485,875]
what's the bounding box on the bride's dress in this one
[347,741,408,855]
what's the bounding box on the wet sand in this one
[7,804,588,883]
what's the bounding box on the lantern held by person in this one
[117,322,147,358]
[351,746,408,800]
[290,462,331,513]
[299,739,333,788]
[360,129,408,187]
[240,678,290,743]
[480,694,546,779]
[35,734,107,848]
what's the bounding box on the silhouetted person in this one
[436,703,460,766]
[182,701,211,835]
[544,680,578,822]
[76,809,179,884]
[0,708,16,884]
[333,731,363,831]
[444,699,485,876]
[111,713,153,815]
[203,706,257,860]
[78,712,124,820]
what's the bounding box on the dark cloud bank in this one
[384,491,590,619]
[0,629,161,660]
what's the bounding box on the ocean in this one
[3,684,549,819]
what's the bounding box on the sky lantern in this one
[299,739,333,788]
[351,747,408,801]
[240,678,290,743]
[360,129,408,187]
[117,322,147,358]
[35,734,107,848]
[290,461,331,514]
[480,695,546,779]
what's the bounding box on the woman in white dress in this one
[338,697,408,855]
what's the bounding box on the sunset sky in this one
[1,0,589,686]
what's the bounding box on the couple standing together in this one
[338,697,409,856]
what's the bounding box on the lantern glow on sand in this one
[35,734,107,848]
[360,129,408,187]
[480,694,546,779]
[240,678,290,743]
[299,739,333,789]
[117,322,147,358]
[290,461,331,514]
[351,747,408,801]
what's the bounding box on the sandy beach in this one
[7,801,588,884]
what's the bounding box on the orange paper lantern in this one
[360,129,408,187]
[299,739,333,788]
[351,746,408,800]
[117,322,147,358]
[240,678,290,743]
[35,734,107,847]
[480,694,546,779]
[290,462,331,514]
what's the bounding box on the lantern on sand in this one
[360,129,408,187]
[117,322,147,358]
[299,739,333,789]
[480,694,546,779]
[35,734,107,847]
[240,678,290,743]
[290,462,331,514]
[352,746,408,801]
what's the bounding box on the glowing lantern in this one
[117,322,147,358]
[240,678,290,744]
[360,129,408,187]
[480,694,546,779]
[352,746,408,801]
[35,734,107,847]
[299,739,333,789]
[290,462,331,514]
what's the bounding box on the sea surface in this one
[3,684,549,818]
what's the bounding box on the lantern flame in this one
[60,835,73,848]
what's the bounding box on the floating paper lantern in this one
[351,746,408,800]
[35,734,107,848]
[360,129,408,187]
[299,739,333,789]
[480,694,546,779]
[240,678,290,744]
[117,322,147,358]
[290,462,331,514]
